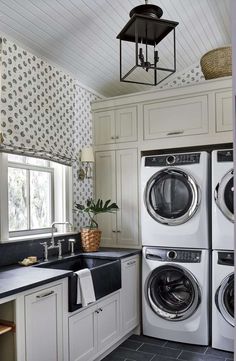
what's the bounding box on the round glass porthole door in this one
[144,168,200,225]
[215,169,234,222]
[216,273,234,326]
[146,265,201,321]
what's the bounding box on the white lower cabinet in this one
[24,283,63,361]
[69,292,120,361]
[69,304,98,361]
[121,256,140,335]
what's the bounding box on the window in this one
[8,155,54,235]
[0,153,73,241]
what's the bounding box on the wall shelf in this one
[0,320,15,336]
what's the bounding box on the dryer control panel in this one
[145,248,201,263]
[145,153,200,167]
[217,150,233,162]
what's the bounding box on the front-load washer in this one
[212,149,234,250]
[142,247,209,345]
[212,250,234,352]
[141,152,209,249]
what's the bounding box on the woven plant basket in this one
[80,228,102,252]
[200,46,232,80]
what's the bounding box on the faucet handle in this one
[68,238,76,256]
[40,241,48,247]
[40,242,48,262]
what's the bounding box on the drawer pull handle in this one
[127,260,136,266]
[36,290,54,299]
[167,130,184,136]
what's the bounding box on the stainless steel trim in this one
[144,167,200,226]
[215,273,234,327]
[146,264,201,321]
[215,169,234,223]
[36,290,54,299]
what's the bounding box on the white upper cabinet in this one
[215,90,233,132]
[95,148,139,247]
[143,95,209,140]
[94,106,137,146]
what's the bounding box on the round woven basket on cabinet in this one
[200,46,232,80]
[80,228,102,252]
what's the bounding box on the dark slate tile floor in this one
[102,334,234,361]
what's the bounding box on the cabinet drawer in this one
[143,95,209,140]
[215,90,233,132]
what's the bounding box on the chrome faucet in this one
[41,221,73,261]
[51,221,73,247]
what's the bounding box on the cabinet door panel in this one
[144,95,209,140]
[95,151,117,246]
[69,306,97,361]
[97,293,120,354]
[24,284,63,361]
[116,107,137,143]
[94,111,115,145]
[121,256,140,335]
[215,90,233,132]
[116,149,139,246]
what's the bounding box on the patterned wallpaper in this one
[0,36,100,231]
[160,63,205,89]
[0,37,76,165]
[72,85,99,230]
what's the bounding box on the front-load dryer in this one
[141,152,209,249]
[142,247,209,345]
[212,250,234,352]
[212,150,234,250]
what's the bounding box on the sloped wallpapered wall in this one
[160,63,205,89]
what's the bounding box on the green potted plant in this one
[74,198,119,252]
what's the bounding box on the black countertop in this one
[0,248,141,299]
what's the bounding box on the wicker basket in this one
[80,228,102,252]
[200,46,232,80]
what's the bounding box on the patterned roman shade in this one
[0,37,76,165]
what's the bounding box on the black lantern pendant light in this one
[117,0,179,86]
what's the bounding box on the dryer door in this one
[146,265,201,321]
[215,169,234,222]
[215,273,234,326]
[144,168,200,225]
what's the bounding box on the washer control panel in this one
[146,248,201,263]
[145,153,200,167]
[217,150,233,162]
[218,251,234,266]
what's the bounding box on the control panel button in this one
[166,155,176,165]
[167,250,177,260]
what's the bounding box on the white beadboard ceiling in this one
[0,0,231,97]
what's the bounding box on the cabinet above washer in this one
[94,106,138,146]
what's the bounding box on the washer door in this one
[215,169,234,222]
[144,168,200,225]
[215,273,234,326]
[146,265,201,321]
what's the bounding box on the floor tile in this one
[111,347,154,361]
[129,334,166,346]
[138,344,180,358]
[102,354,125,361]
[150,355,178,361]
[164,341,207,354]
[178,350,225,361]
[120,339,142,351]
[205,348,234,359]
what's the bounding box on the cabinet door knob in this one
[111,136,115,139]
[127,260,136,266]
[36,290,54,299]
[115,136,119,139]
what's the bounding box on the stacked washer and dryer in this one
[141,149,234,350]
[141,152,210,345]
[211,149,234,352]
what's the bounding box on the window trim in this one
[0,153,73,242]
[8,160,55,236]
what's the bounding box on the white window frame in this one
[8,159,54,237]
[0,153,74,242]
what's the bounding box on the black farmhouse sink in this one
[35,255,121,312]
